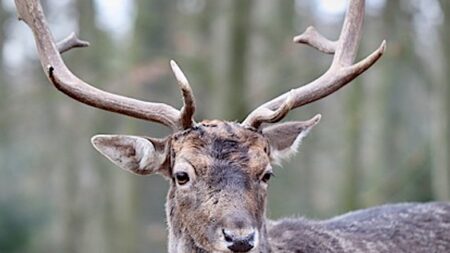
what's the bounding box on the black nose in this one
[223,229,255,252]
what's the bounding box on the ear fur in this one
[262,114,321,164]
[91,135,170,176]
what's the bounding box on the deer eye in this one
[175,172,190,185]
[261,171,274,183]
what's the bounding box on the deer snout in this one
[217,212,258,252]
[222,228,256,252]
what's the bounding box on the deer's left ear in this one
[91,135,171,177]
[262,114,321,163]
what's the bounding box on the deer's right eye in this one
[175,172,190,185]
[261,171,274,183]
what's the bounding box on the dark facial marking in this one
[211,138,248,160]
[209,161,251,190]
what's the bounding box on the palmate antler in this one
[14,0,195,131]
[242,0,386,129]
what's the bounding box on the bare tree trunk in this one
[342,81,362,211]
[377,0,406,200]
[432,0,450,201]
[209,1,231,119]
[226,0,253,120]
[0,1,7,128]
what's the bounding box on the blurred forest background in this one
[1,0,450,252]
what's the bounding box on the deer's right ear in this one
[91,135,170,177]
[262,114,321,164]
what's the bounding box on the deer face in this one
[167,121,271,252]
[91,117,320,253]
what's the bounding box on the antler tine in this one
[170,60,196,129]
[293,26,337,55]
[243,90,294,129]
[243,0,386,129]
[57,32,90,54]
[15,0,194,131]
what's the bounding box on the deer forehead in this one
[171,121,271,176]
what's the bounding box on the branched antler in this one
[57,32,90,54]
[242,90,294,129]
[16,0,383,132]
[14,0,195,131]
[243,0,386,129]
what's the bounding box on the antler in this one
[14,0,195,131]
[243,0,386,128]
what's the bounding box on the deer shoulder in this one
[268,202,450,253]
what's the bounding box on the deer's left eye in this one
[261,171,274,183]
[175,172,190,185]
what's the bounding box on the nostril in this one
[246,232,255,244]
[223,229,256,252]
[222,229,233,242]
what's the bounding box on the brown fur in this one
[167,121,271,252]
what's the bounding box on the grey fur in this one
[268,202,450,253]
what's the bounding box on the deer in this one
[15,0,450,252]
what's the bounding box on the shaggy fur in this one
[269,202,450,253]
